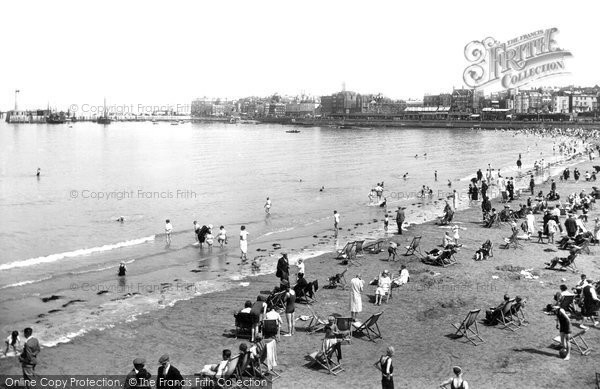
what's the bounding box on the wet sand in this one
[2,154,600,388]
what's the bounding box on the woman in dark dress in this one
[378,346,394,389]
[283,281,295,336]
[471,184,479,201]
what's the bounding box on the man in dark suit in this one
[564,213,578,238]
[19,327,40,387]
[396,207,405,235]
[157,354,184,389]
[276,253,289,285]
[124,358,152,389]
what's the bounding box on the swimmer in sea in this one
[118,261,127,276]
[403,173,408,180]
[36,168,41,177]
[320,186,324,192]
[264,197,272,214]
[116,216,125,223]
[447,179,452,187]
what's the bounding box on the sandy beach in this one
[2,144,600,389]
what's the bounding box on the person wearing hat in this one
[276,253,289,285]
[395,207,405,235]
[124,357,151,389]
[118,261,127,277]
[439,366,469,389]
[375,271,391,306]
[564,213,578,238]
[157,354,184,389]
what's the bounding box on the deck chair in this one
[553,329,592,355]
[451,309,485,346]
[307,339,345,375]
[266,290,287,311]
[352,312,383,341]
[336,241,356,260]
[296,280,318,304]
[233,351,252,386]
[423,248,457,267]
[234,312,255,339]
[306,304,328,334]
[354,240,366,256]
[500,229,523,249]
[559,294,577,315]
[545,252,578,273]
[195,354,241,385]
[499,300,520,331]
[364,239,385,254]
[484,214,500,228]
[405,236,422,256]
[261,319,280,341]
[335,317,353,344]
[256,339,281,382]
[510,299,528,326]
[328,268,348,289]
[346,244,360,266]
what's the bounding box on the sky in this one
[1,0,598,112]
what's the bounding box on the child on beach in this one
[218,226,227,247]
[384,214,389,232]
[452,225,460,246]
[165,219,173,245]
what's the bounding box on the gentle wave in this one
[0,237,154,271]
[0,276,53,289]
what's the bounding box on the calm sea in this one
[0,120,560,347]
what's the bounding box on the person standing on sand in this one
[439,366,469,389]
[384,214,389,232]
[529,175,535,195]
[276,253,290,286]
[434,170,438,181]
[395,207,405,235]
[165,220,173,245]
[554,307,571,361]
[375,346,394,389]
[333,210,340,234]
[283,280,295,336]
[19,327,39,386]
[239,226,249,260]
[156,354,184,389]
[350,274,364,320]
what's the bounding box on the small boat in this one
[170,121,178,126]
[97,98,111,125]
[285,130,301,133]
[153,121,159,125]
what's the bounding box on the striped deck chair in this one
[335,317,353,344]
[307,339,345,375]
[336,241,356,260]
[451,309,485,346]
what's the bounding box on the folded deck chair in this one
[352,311,383,341]
[451,309,485,346]
[499,300,520,331]
[307,339,345,375]
[364,239,385,254]
[553,328,592,355]
[306,304,328,334]
[261,319,281,341]
[405,236,422,256]
[354,240,366,256]
[336,241,356,260]
[328,268,348,289]
[234,312,255,339]
[422,248,457,267]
